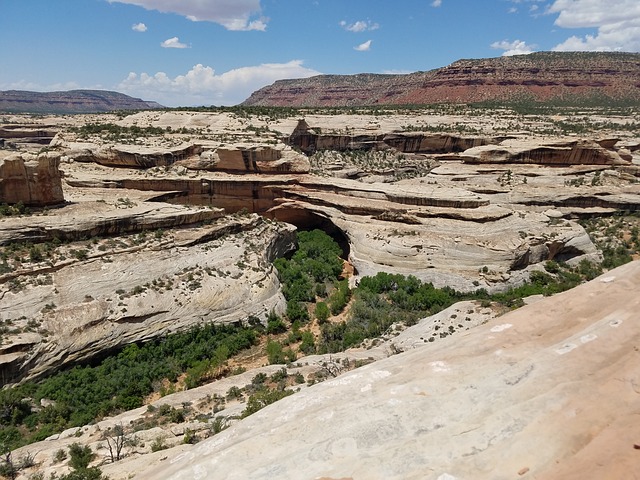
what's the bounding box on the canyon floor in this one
[1,105,640,479]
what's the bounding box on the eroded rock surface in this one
[2,107,640,480]
[132,261,640,480]
[0,194,295,384]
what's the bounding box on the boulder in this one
[0,152,64,206]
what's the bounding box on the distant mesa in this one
[242,51,640,107]
[0,89,163,114]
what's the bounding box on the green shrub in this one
[314,302,330,323]
[251,372,267,386]
[241,388,293,418]
[54,448,68,463]
[150,436,167,452]
[68,443,94,470]
[286,300,309,323]
[328,280,351,315]
[266,340,284,364]
[226,386,242,400]
[299,331,316,355]
[266,312,287,334]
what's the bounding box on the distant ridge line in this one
[0,89,163,114]
[242,52,640,107]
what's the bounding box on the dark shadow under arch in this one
[267,207,351,261]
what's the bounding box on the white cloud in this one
[132,22,147,32]
[549,0,640,51]
[354,40,372,51]
[117,60,321,106]
[161,37,189,49]
[491,39,537,56]
[108,0,267,31]
[431,0,442,7]
[340,20,379,32]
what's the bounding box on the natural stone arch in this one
[266,206,351,261]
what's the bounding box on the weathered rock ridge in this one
[460,138,629,165]
[59,162,602,293]
[0,124,58,147]
[243,51,640,107]
[287,119,506,155]
[63,143,310,173]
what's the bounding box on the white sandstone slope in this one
[134,261,640,480]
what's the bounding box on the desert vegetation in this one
[0,323,257,451]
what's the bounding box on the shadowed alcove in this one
[266,206,351,261]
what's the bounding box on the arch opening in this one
[267,207,351,261]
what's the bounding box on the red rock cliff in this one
[243,52,640,107]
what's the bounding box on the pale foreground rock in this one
[135,261,640,480]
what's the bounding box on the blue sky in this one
[1,0,639,106]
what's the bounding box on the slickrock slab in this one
[135,261,640,480]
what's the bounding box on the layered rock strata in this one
[460,138,629,165]
[0,204,295,384]
[64,143,310,173]
[59,162,602,292]
[0,89,162,114]
[243,51,640,107]
[286,119,505,155]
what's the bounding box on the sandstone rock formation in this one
[63,142,310,173]
[286,118,506,155]
[244,52,640,107]
[0,198,295,384]
[130,261,640,480]
[0,124,58,147]
[0,152,65,206]
[460,138,629,166]
[2,107,640,480]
